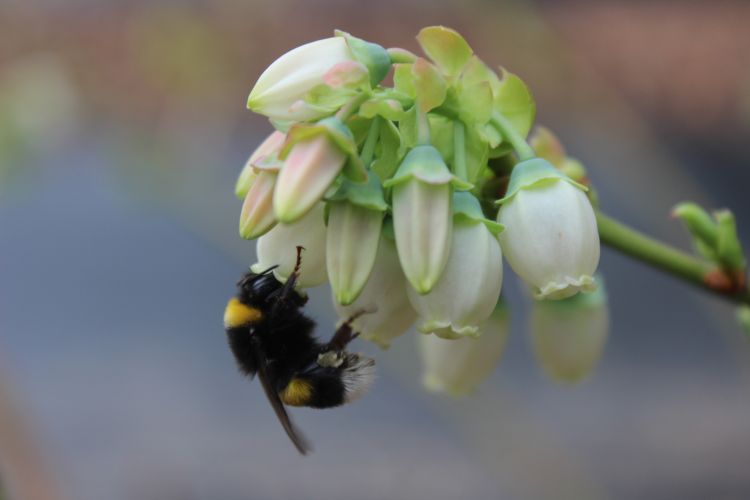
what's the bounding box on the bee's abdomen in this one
[280,376,346,408]
[280,352,376,409]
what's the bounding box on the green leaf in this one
[493,67,536,139]
[416,26,473,77]
[412,58,447,113]
[371,119,403,181]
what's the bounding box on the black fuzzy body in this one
[225,270,348,408]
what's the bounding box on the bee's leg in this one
[326,307,376,351]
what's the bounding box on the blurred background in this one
[1,0,749,499]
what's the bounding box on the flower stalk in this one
[595,210,750,305]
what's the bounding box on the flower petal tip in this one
[535,275,597,300]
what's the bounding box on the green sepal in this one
[280,116,367,182]
[269,118,294,133]
[359,97,407,121]
[326,172,388,212]
[715,210,747,271]
[371,119,404,182]
[383,145,472,189]
[306,84,358,110]
[452,191,504,235]
[251,152,283,172]
[335,30,391,87]
[496,158,586,205]
[416,26,473,78]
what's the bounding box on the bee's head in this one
[236,267,306,308]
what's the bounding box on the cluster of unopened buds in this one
[235,27,610,392]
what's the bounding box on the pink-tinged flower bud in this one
[235,130,286,199]
[408,192,504,338]
[334,234,417,349]
[327,175,387,305]
[247,37,355,122]
[274,117,364,224]
[239,169,278,239]
[418,302,509,396]
[497,158,599,299]
[530,282,609,384]
[275,136,345,223]
[252,203,327,288]
[384,146,472,294]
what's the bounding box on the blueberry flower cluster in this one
[235,27,603,388]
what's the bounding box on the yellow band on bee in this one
[280,377,312,407]
[224,297,263,328]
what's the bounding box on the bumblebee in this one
[224,247,375,454]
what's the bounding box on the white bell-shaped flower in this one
[252,203,327,287]
[334,234,416,349]
[418,302,510,396]
[247,37,355,122]
[407,192,504,338]
[530,282,609,384]
[326,175,387,305]
[384,145,472,294]
[497,158,599,300]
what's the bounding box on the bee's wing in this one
[254,352,312,455]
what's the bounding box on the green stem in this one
[360,116,381,166]
[417,109,431,145]
[335,92,369,121]
[595,210,750,305]
[453,121,468,182]
[491,111,534,161]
